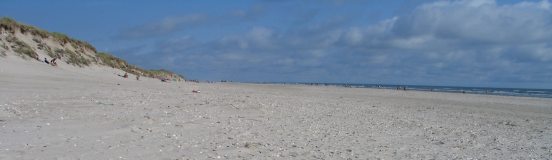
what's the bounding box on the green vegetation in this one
[32,38,41,43]
[50,48,65,60]
[44,47,56,59]
[37,42,50,51]
[1,17,97,53]
[1,17,184,80]
[13,46,37,59]
[5,35,17,43]
[51,32,97,53]
[1,42,8,50]
[147,69,185,81]
[53,48,90,67]
[11,37,39,60]
[66,49,90,67]
[70,43,79,50]
[96,52,184,80]
[0,17,49,38]
[0,43,6,57]
[51,32,70,45]
[1,40,9,57]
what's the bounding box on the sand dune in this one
[1,58,551,159]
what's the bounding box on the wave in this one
[289,83,552,98]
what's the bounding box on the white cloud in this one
[138,0,552,87]
[345,27,363,45]
[247,27,274,48]
[119,14,208,39]
[342,0,552,64]
[336,0,552,85]
[393,0,552,44]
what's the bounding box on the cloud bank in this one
[119,0,552,88]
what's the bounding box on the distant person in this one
[136,74,140,80]
[44,58,49,64]
[50,58,57,66]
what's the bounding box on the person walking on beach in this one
[44,58,49,64]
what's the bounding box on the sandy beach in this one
[0,58,550,159]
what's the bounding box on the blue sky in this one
[2,0,552,88]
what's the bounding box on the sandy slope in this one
[1,58,551,159]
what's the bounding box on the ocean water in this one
[266,82,552,98]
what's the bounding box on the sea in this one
[261,82,552,98]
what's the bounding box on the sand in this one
[1,58,552,159]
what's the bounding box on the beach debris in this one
[499,121,517,127]
[289,152,298,157]
[96,101,114,106]
[192,90,201,93]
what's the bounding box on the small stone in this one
[289,152,298,157]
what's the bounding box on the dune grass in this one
[66,49,90,67]
[1,17,97,53]
[0,42,6,57]
[0,17,50,38]
[1,42,8,50]
[1,17,184,80]
[52,48,90,67]
[96,52,183,80]
[8,36,39,60]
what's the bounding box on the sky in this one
[1,0,552,88]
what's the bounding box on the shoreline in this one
[241,82,552,101]
[247,82,552,99]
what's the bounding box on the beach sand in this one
[1,58,552,159]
